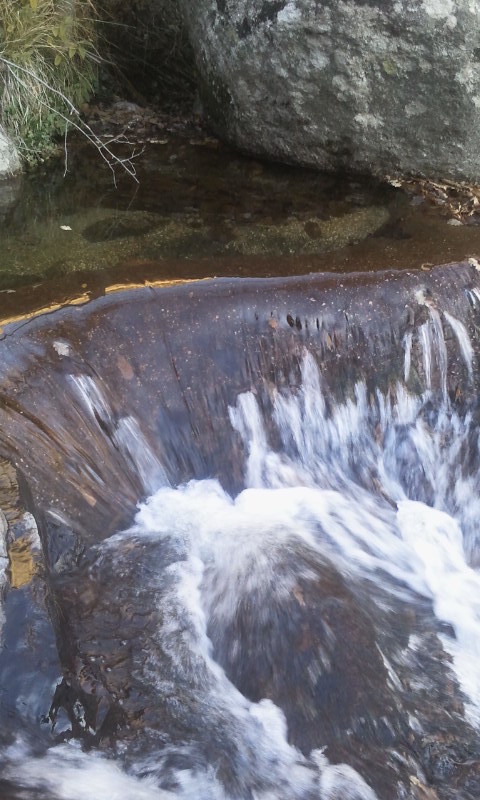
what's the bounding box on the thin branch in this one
[0,55,142,183]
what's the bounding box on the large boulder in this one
[180,0,480,182]
[0,127,20,179]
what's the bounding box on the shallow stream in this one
[1,139,480,799]
[2,134,480,298]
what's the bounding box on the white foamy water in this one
[3,305,480,798]
[4,740,165,800]
[444,311,474,381]
[0,510,7,639]
[397,501,480,720]
[3,738,378,800]
[130,359,480,728]
[232,353,480,723]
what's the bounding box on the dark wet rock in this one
[206,545,404,752]
[180,0,480,183]
[44,536,305,792]
[0,461,61,752]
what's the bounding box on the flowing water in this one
[2,137,480,798]
[1,270,480,798]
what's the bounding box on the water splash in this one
[45,349,479,798]
[403,330,412,382]
[397,501,480,722]
[3,740,169,800]
[71,374,168,494]
[2,300,480,798]
[230,354,480,723]
[444,310,474,380]
[3,727,379,800]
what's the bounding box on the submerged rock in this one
[81,211,160,243]
[228,206,389,255]
[181,0,480,183]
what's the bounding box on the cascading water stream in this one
[2,268,480,799]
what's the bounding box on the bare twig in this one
[0,55,142,184]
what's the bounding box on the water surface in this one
[1,135,480,305]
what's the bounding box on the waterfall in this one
[403,330,412,382]
[2,267,480,799]
[444,311,474,381]
[6,347,480,798]
[417,306,449,400]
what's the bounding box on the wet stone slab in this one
[0,263,480,797]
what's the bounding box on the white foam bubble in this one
[444,311,474,380]
[4,740,169,800]
[397,500,480,723]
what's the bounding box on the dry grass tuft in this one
[0,0,100,163]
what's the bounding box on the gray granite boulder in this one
[180,0,480,182]
[0,127,20,179]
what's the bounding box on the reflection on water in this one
[0,139,393,288]
[0,135,479,300]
